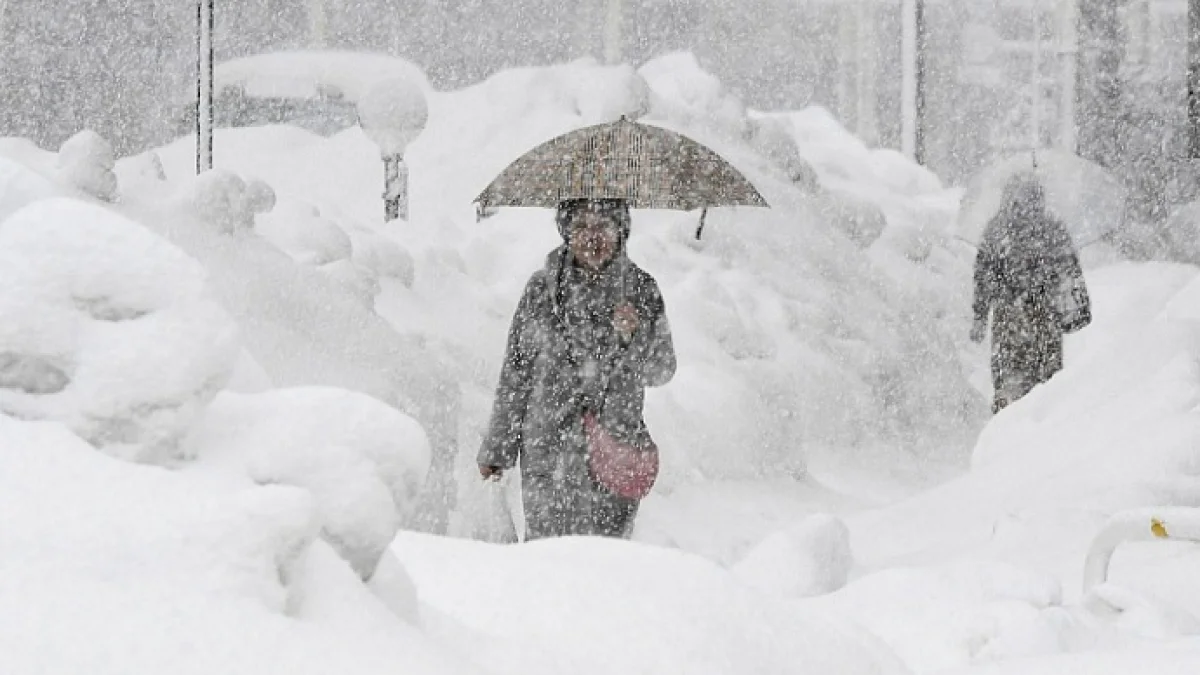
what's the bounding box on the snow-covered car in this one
[175,49,430,137]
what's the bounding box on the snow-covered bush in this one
[188,169,277,234]
[0,198,239,463]
[746,115,820,192]
[187,387,431,580]
[0,413,467,675]
[639,51,749,140]
[57,129,118,202]
[574,62,653,122]
[319,258,381,307]
[115,150,168,194]
[876,221,937,264]
[396,532,909,675]
[733,514,853,597]
[813,561,1066,672]
[350,228,416,286]
[814,189,889,249]
[255,200,353,266]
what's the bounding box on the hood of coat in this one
[999,172,1047,222]
[555,198,632,254]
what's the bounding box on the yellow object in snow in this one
[1151,518,1169,539]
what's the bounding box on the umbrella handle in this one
[695,208,709,240]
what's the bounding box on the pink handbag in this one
[583,411,659,500]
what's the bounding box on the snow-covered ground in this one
[1,53,1198,674]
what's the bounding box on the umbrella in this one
[956,149,1127,248]
[475,116,768,237]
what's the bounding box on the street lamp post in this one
[901,0,927,165]
[358,77,429,223]
[197,0,214,174]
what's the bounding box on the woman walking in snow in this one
[971,174,1090,413]
[478,198,676,540]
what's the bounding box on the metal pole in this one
[901,0,927,164]
[383,154,408,222]
[1189,0,1200,158]
[197,0,214,173]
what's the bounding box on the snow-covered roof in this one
[215,50,431,103]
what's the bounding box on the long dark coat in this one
[973,177,1087,412]
[478,238,676,541]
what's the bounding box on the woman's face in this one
[569,211,621,271]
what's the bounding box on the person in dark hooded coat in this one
[477,198,676,540]
[971,173,1089,413]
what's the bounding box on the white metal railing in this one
[1083,507,1200,593]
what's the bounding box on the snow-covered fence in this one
[1083,507,1200,592]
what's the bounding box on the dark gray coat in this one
[973,177,1087,411]
[479,246,676,539]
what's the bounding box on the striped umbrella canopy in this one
[475,116,769,212]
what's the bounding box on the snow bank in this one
[0,198,239,463]
[805,262,1200,671]
[395,532,908,675]
[56,129,118,202]
[187,387,431,580]
[188,168,276,234]
[0,414,473,675]
[117,163,463,532]
[732,513,853,597]
[0,155,59,221]
[812,560,1069,672]
[255,199,353,265]
[640,52,748,141]
[939,639,1200,675]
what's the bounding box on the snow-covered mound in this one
[732,513,853,597]
[56,129,118,202]
[187,387,432,580]
[0,155,59,221]
[394,531,907,675]
[0,198,239,463]
[0,415,470,675]
[782,262,1200,673]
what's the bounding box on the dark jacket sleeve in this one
[625,278,676,387]
[972,235,998,324]
[477,276,541,469]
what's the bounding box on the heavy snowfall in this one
[3,1,1200,674]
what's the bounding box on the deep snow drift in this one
[1,52,1199,675]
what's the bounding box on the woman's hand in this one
[614,303,640,343]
